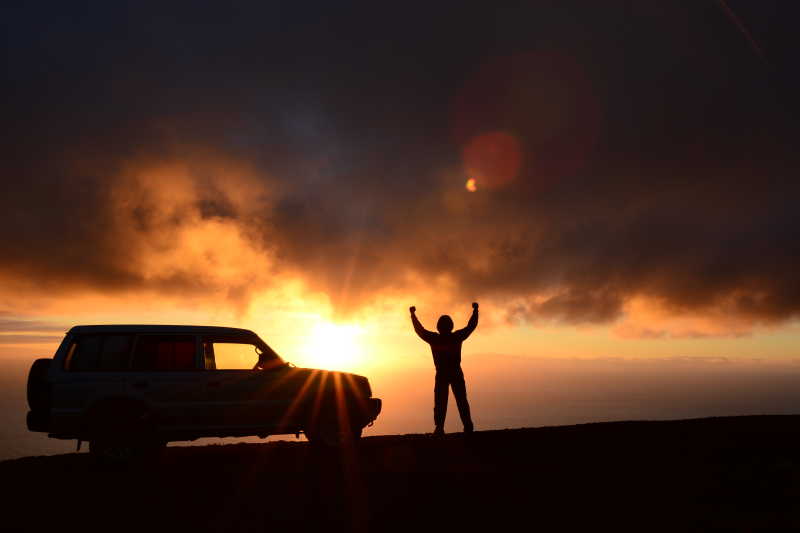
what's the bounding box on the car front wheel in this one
[305,421,362,447]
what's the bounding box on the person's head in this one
[436,314,454,333]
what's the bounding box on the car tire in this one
[89,437,139,466]
[90,434,165,466]
[27,358,52,412]
[305,420,363,447]
[88,407,159,466]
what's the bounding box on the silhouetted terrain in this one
[4,416,800,532]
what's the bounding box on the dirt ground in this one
[3,415,800,532]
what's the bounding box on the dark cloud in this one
[1,1,799,330]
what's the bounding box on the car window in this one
[66,334,134,371]
[203,339,259,370]
[132,335,198,371]
[99,335,134,370]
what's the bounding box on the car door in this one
[201,336,302,431]
[127,334,207,431]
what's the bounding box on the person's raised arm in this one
[456,302,479,341]
[410,306,437,343]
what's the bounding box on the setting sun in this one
[298,321,365,371]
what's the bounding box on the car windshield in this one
[254,337,286,370]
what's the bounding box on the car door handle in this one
[132,381,149,390]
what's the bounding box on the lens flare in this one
[466,178,477,192]
[462,130,522,189]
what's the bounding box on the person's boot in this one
[463,422,474,434]
[432,425,444,437]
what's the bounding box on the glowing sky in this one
[2,1,800,403]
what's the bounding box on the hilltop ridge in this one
[4,415,800,532]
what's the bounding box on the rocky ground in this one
[3,415,800,532]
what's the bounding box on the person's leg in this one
[433,371,449,433]
[451,367,473,432]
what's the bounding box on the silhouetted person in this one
[410,302,479,435]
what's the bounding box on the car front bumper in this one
[367,398,382,425]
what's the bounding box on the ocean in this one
[4,354,800,462]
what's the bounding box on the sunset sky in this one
[3,1,800,437]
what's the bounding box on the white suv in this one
[27,325,382,462]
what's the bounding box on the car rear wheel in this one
[88,406,161,466]
[90,434,164,466]
[90,438,137,464]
